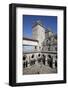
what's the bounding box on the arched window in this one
[35,46,37,49]
[56,55,57,58]
[46,40,48,44]
[42,54,45,57]
[48,55,51,58]
[23,55,26,60]
[48,46,50,51]
[31,54,34,58]
[39,47,41,49]
[55,47,57,51]
[38,54,40,57]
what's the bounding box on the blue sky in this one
[23,15,57,38]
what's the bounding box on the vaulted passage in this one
[23,51,57,75]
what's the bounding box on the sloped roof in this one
[23,37,38,42]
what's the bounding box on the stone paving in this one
[23,63,57,75]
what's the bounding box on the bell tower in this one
[32,20,45,51]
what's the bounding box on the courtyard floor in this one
[23,63,57,75]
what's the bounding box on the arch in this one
[56,55,57,59]
[23,55,27,60]
[37,53,41,63]
[48,55,52,58]
[23,55,28,68]
[42,54,45,65]
[48,55,53,68]
[55,60,57,68]
[31,54,34,58]
[38,53,40,57]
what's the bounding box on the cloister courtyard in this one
[23,62,57,75]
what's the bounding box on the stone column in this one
[52,56,55,68]
[45,54,48,65]
[27,56,30,67]
[35,55,38,65]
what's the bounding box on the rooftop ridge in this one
[32,20,46,29]
[23,37,39,42]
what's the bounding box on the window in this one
[39,47,41,49]
[55,47,57,51]
[46,40,48,43]
[48,46,50,51]
[35,46,37,49]
[23,55,26,60]
[38,54,40,57]
[31,54,34,58]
